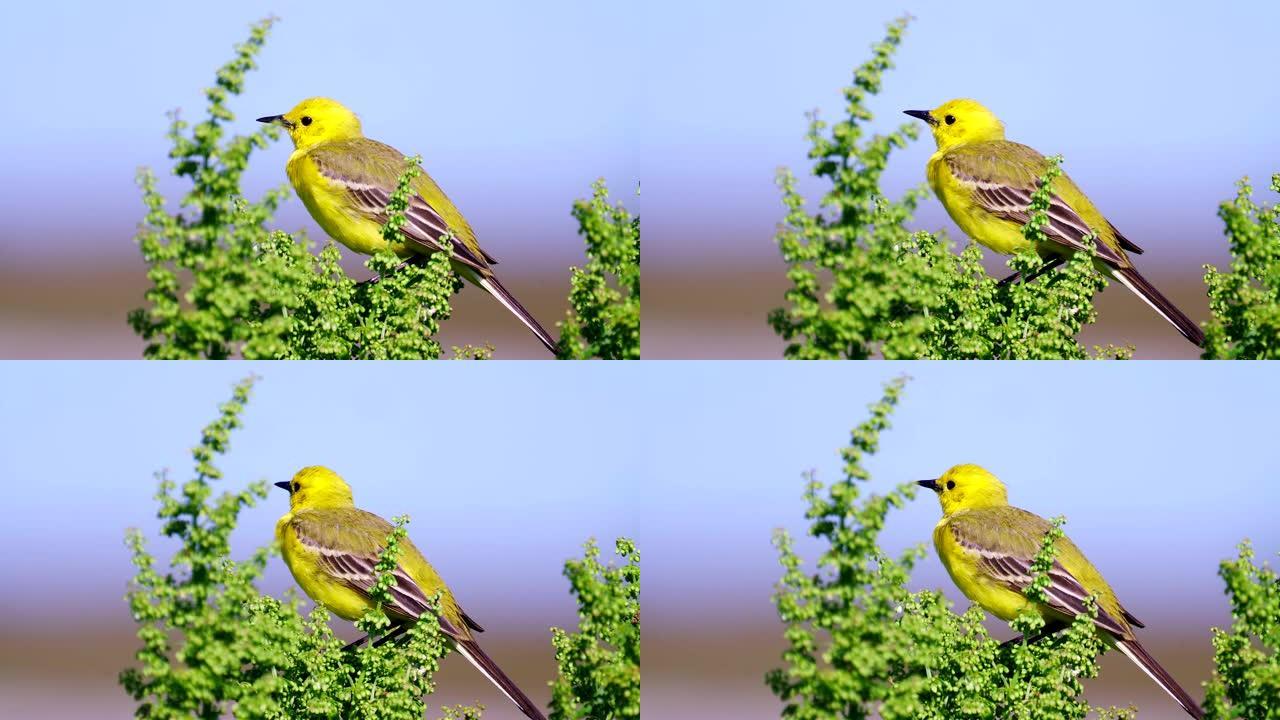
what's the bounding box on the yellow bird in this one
[258,98,557,354]
[904,99,1204,347]
[274,466,546,720]
[919,464,1202,718]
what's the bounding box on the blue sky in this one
[1,362,1275,634]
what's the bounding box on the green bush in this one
[130,18,636,360]
[1202,174,1280,358]
[120,377,640,719]
[1203,541,1280,717]
[556,181,641,360]
[768,378,1276,718]
[548,538,641,719]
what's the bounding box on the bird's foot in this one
[999,633,1028,649]
[341,624,410,652]
[999,622,1068,650]
[999,256,1065,286]
[360,255,427,287]
[372,626,410,647]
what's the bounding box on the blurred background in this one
[2,362,1275,718]
[0,363,642,719]
[0,1,640,359]
[640,0,1280,358]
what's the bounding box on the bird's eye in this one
[301,116,313,126]
[946,480,956,490]
[944,115,956,125]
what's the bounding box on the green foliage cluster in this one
[1203,541,1280,717]
[1203,174,1280,358]
[549,538,641,720]
[767,378,1142,719]
[557,181,641,360]
[120,378,640,720]
[129,18,466,360]
[768,17,1126,360]
[120,377,276,716]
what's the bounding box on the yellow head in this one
[918,464,1009,515]
[903,99,1005,150]
[256,97,363,150]
[274,466,355,510]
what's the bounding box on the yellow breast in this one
[275,512,377,621]
[286,149,409,258]
[927,152,1034,257]
[933,517,1041,623]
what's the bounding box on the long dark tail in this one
[477,275,558,355]
[1115,638,1204,719]
[1111,266,1205,348]
[453,637,547,720]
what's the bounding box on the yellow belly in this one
[927,154,1034,257]
[933,519,1041,623]
[286,150,411,258]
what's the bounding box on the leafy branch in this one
[557,180,640,360]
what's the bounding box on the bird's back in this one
[287,137,481,259]
[929,140,1122,259]
[278,506,467,631]
[936,505,1128,632]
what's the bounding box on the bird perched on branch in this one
[274,466,547,720]
[258,98,557,354]
[904,99,1203,347]
[919,464,1203,718]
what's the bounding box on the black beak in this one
[903,109,938,127]
[274,480,292,493]
[256,114,294,129]
[916,478,941,492]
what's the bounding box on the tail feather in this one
[1111,267,1205,348]
[477,275,558,355]
[453,638,547,720]
[1116,638,1204,719]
